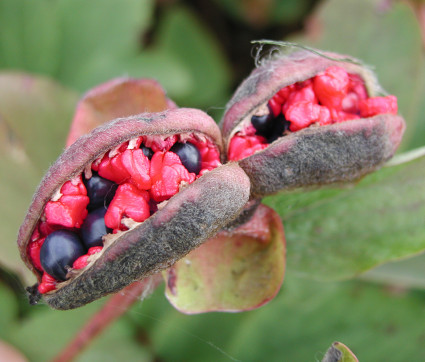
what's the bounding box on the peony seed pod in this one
[221,49,406,197]
[18,108,251,310]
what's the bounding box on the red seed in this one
[228,134,268,161]
[317,106,332,126]
[104,183,150,230]
[88,246,103,255]
[44,177,90,228]
[268,98,281,117]
[45,195,89,228]
[313,66,349,109]
[72,254,89,270]
[359,95,398,118]
[28,236,45,271]
[71,246,103,270]
[120,149,151,190]
[38,221,61,236]
[277,84,295,103]
[150,151,196,202]
[38,273,56,294]
[282,83,317,114]
[348,73,368,100]
[285,101,323,132]
[341,92,360,114]
[97,153,130,184]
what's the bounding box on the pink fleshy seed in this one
[150,152,196,202]
[73,255,89,270]
[228,134,267,161]
[282,84,317,114]
[313,66,349,109]
[88,246,103,255]
[268,98,281,117]
[359,95,398,117]
[38,273,56,294]
[28,236,45,271]
[45,195,89,228]
[120,149,152,190]
[105,183,150,230]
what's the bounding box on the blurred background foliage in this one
[0,0,425,360]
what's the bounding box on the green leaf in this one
[0,72,78,281]
[55,0,154,91]
[264,153,425,281]
[293,0,425,150]
[131,276,425,361]
[0,283,18,340]
[164,205,285,313]
[0,1,231,109]
[213,0,311,26]
[0,0,154,89]
[6,300,151,361]
[0,0,61,74]
[152,6,231,106]
[361,252,425,289]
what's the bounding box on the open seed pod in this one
[221,48,406,197]
[18,108,251,310]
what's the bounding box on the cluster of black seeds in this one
[39,142,202,282]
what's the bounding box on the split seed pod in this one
[18,108,250,310]
[221,48,406,197]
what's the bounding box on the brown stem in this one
[52,274,163,362]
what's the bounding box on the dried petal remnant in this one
[222,50,405,197]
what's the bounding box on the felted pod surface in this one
[18,108,251,309]
[221,50,406,197]
[45,162,250,310]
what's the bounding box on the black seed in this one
[84,172,118,211]
[40,230,86,281]
[141,145,154,160]
[149,199,158,215]
[266,114,291,143]
[251,114,274,136]
[80,208,111,249]
[170,142,202,174]
[251,103,276,138]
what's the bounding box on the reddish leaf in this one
[164,204,285,313]
[66,78,176,146]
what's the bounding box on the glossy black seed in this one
[251,114,274,136]
[80,208,111,249]
[40,230,86,281]
[266,114,291,143]
[170,142,202,174]
[141,145,154,160]
[84,172,118,211]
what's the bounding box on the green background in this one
[1,0,425,360]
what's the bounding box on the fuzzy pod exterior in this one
[18,108,251,309]
[221,50,406,197]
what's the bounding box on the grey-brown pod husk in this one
[18,108,251,309]
[221,49,406,197]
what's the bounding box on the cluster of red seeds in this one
[28,134,221,293]
[228,66,398,161]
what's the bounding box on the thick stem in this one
[52,274,163,362]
